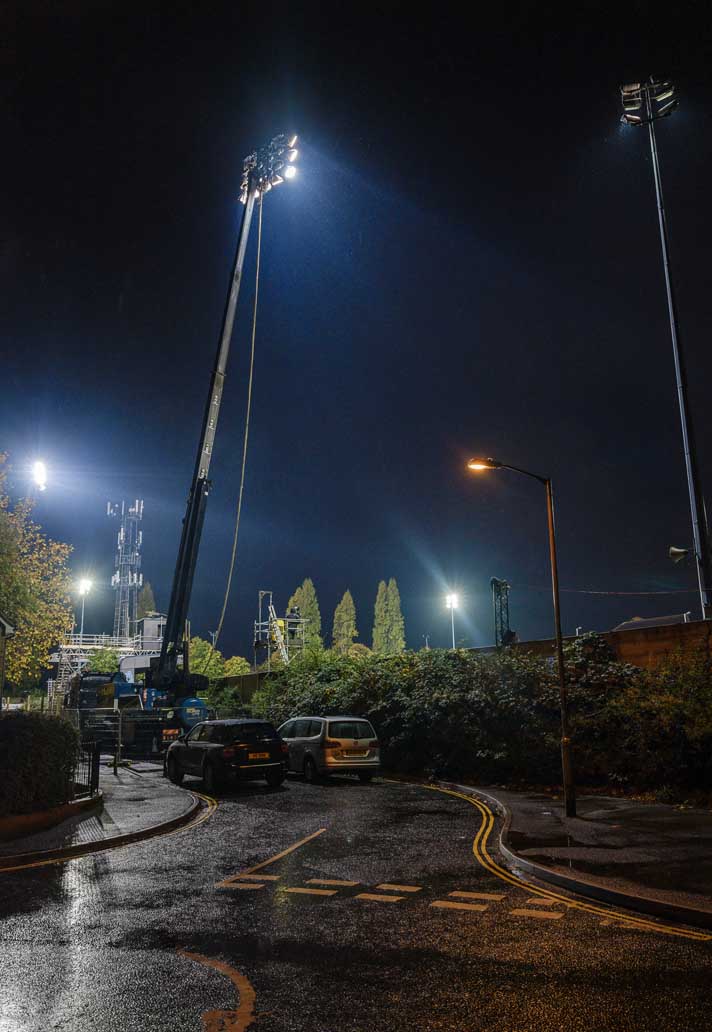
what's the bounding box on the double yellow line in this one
[422,783,711,944]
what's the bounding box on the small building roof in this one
[612,613,691,632]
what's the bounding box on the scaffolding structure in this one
[253,590,308,671]
[108,500,144,638]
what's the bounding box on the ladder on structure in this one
[267,604,290,664]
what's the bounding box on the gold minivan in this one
[278,715,380,783]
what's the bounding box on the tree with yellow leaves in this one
[0,456,74,691]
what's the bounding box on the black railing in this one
[73,741,101,798]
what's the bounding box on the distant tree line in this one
[286,576,406,656]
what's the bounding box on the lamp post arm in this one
[499,462,549,486]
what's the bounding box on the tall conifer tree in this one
[372,580,388,653]
[385,577,406,653]
[287,577,322,648]
[332,590,358,653]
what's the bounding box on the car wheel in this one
[203,761,222,795]
[166,755,184,786]
[303,755,319,784]
[357,772,373,783]
[265,770,285,789]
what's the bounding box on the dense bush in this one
[0,712,80,817]
[250,635,712,795]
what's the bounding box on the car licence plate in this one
[345,750,367,757]
[249,751,270,760]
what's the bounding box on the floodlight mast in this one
[155,134,298,693]
[620,79,712,620]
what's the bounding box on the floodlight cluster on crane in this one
[620,79,677,125]
[239,133,299,202]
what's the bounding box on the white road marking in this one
[431,900,488,912]
[356,893,405,903]
[510,908,565,920]
[376,883,422,893]
[449,890,505,901]
[306,878,359,887]
[284,887,337,897]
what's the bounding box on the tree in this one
[287,578,322,649]
[332,590,358,653]
[224,655,251,678]
[188,636,225,690]
[372,580,388,653]
[0,455,74,690]
[137,582,156,620]
[385,577,406,654]
[86,648,120,674]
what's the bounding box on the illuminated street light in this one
[32,461,47,491]
[445,593,459,649]
[619,79,711,621]
[239,133,299,203]
[467,456,576,818]
[77,578,93,639]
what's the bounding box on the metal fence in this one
[73,740,101,798]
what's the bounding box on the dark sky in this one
[4,1,712,655]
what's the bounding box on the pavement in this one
[1,774,711,1031]
[476,786,712,918]
[0,760,194,860]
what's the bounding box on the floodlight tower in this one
[620,79,712,620]
[108,499,144,639]
[155,134,299,694]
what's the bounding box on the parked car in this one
[165,718,287,793]
[277,715,380,783]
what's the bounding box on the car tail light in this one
[368,740,380,748]
[280,742,289,754]
[222,747,237,759]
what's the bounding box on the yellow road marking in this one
[0,791,218,875]
[525,896,569,907]
[449,890,505,901]
[284,886,337,897]
[239,874,280,881]
[417,784,712,943]
[306,878,359,887]
[356,892,404,903]
[217,828,326,887]
[223,882,265,891]
[376,883,422,893]
[431,900,488,912]
[511,908,565,920]
[179,949,256,1032]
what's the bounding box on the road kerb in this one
[0,791,205,873]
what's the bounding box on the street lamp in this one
[77,579,93,639]
[445,593,459,649]
[467,457,576,817]
[32,461,47,492]
[619,79,712,621]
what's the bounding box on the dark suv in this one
[165,718,287,793]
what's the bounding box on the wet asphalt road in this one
[1,774,711,1032]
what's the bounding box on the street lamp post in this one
[620,79,712,620]
[467,458,576,818]
[445,594,459,649]
[78,579,92,639]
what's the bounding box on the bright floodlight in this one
[446,593,459,609]
[32,461,47,491]
[78,578,93,596]
[284,164,297,180]
[239,132,300,202]
[619,78,677,126]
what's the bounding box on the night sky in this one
[4,2,712,656]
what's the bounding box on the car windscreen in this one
[226,723,279,744]
[327,720,376,740]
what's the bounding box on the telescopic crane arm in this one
[152,134,299,696]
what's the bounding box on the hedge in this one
[249,634,712,796]
[0,712,81,817]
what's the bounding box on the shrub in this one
[0,712,80,817]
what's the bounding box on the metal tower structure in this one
[108,500,144,638]
[491,577,513,647]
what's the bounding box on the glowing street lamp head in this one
[78,578,93,596]
[467,457,502,472]
[446,593,459,609]
[32,461,47,491]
